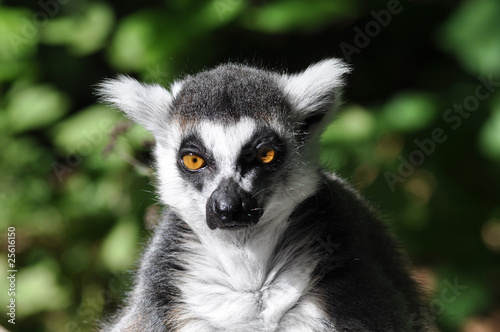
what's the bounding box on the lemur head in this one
[98,59,349,235]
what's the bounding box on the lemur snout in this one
[206,178,262,230]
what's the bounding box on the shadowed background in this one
[1,0,499,331]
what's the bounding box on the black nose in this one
[206,178,262,230]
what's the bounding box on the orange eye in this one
[182,154,206,170]
[257,147,276,164]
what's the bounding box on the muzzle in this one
[206,178,262,230]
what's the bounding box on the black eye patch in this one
[177,134,216,191]
[238,128,285,177]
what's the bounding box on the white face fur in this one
[153,116,319,238]
[155,118,259,232]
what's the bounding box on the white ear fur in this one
[96,75,176,133]
[281,58,350,121]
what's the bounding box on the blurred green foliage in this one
[1,0,499,331]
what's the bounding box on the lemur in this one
[97,59,430,331]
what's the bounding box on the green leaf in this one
[41,2,115,55]
[17,259,71,317]
[478,101,500,162]
[4,84,69,133]
[126,122,153,149]
[380,91,438,133]
[322,105,375,144]
[99,217,140,271]
[0,7,39,81]
[108,11,168,72]
[243,0,356,33]
[207,0,245,25]
[438,0,500,75]
[51,104,119,153]
[0,8,38,61]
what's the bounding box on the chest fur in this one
[172,233,329,332]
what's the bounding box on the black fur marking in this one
[177,134,216,192]
[281,179,424,331]
[237,126,286,179]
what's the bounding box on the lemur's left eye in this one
[257,147,276,164]
[182,153,206,171]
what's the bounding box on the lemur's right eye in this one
[257,147,276,164]
[182,153,206,171]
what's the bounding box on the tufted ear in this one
[96,75,178,134]
[280,58,350,129]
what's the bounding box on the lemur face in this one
[155,66,294,230]
[98,59,349,233]
[155,118,289,230]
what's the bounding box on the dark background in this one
[1,0,499,331]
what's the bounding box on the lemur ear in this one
[280,58,350,128]
[96,75,178,134]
